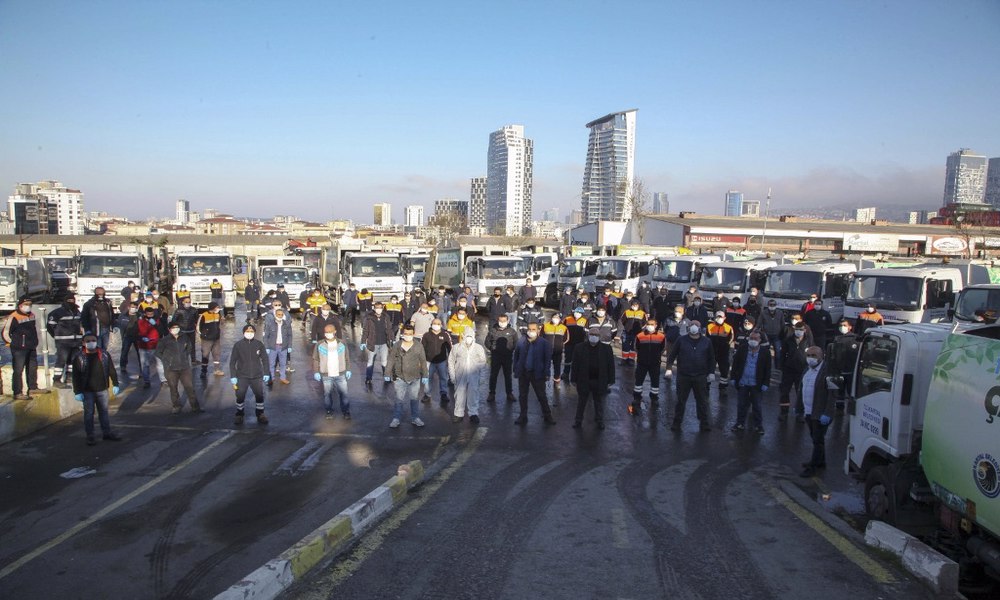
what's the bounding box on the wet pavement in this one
[0,303,932,599]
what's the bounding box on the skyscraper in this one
[985,157,1000,208]
[581,109,637,223]
[176,199,190,224]
[855,207,877,223]
[652,192,668,214]
[469,176,487,230]
[943,148,988,205]
[486,125,533,236]
[373,202,392,226]
[724,190,743,217]
[404,205,424,227]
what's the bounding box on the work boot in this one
[256,411,269,425]
[486,393,496,403]
[506,393,517,404]
[440,393,449,408]
[234,412,244,426]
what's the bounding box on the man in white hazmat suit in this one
[448,326,487,425]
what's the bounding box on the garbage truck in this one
[844,323,1000,587]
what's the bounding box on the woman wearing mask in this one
[448,326,486,424]
[230,323,270,426]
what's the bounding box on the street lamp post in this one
[760,187,771,252]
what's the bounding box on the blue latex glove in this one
[230,377,238,385]
[141,337,149,342]
[287,348,292,356]
[360,343,368,352]
[760,385,768,392]
[345,371,352,380]
[384,376,392,382]
[313,372,322,382]
[266,348,271,356]
[112,386,120,396]
[75,393,84,402]
[421,377,429,386]
[819,415,832,426]
[263,375,271,383]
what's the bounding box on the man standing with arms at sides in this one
[520,277,537,304]
[263,307,293,386]
[388,324,428,428]
[449,326,486,425]
[559,286,577,317]
[512,322,556,426]
[854,302,884,336]
[799,346,836,478]
[156,322,202,414]
[343,283,360,329]
[2,297,40,399]
[230,323,270,426]
[485,313,518,404]
[632,317,665,415]
[361,301,394,388]
[310,303,342,343]
[410,303,434,339]
[171,295,200,363]
[685,296,709,329]
[486,287,507,325]
[421,317,452,407]
[243,279,260,323]
[572,330,614,430]
[665,320,716,432]
[81,287,115,351]
[662,304,690,381]
[730,331,770,435]
[196,302,225,379]
[313,323,351,420]
[137,305,165,388]
[707,310,735,392]
[780,322,811,422]
[501,285,519,326]
[72,334,122,446]
[561,308,587,383]
[543,312,568,383]
[47,293,83,388]
[758,300,784,369]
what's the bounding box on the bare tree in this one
[620,178,651,244]
[428,211,468,245]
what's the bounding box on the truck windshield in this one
[699,267,746,292]
[46,257,75,272]
[653,259,692,282]
[482,260,526,279]
[350,256,401,276]
[847,275,921,310]
[79,255,139,277]
[954,288,1000,322]
[560,259,586,277]
[262,268,309,284]
[595,260,629,279]
[764,270,821,299]
[0,267,15,285]
[406,257,427,273]
[177,256,231,276]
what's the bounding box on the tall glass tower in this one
[724,190,744,217]
[943,148,988,205]
[486,125,533,236]
[581,109,637,223]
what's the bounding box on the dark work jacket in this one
[229,338,269,379]
[572,342,615,389]
[71,349,119,394]
[804,361,835,419]
[665,334,716,378]
[155,334,193,370]
[485,325,518,357]
[513,337,551,380]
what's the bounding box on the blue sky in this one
[1,0,998,223]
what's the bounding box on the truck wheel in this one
[864,466,897,525]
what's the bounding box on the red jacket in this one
[137,317,161,350]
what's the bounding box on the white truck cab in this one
[646,254,722,304]
[464,255,529,308]
[587,255,656,295]
[697,259,778,306]
[174,251,237,314]
[762,261,856,322]
[844,266,964,324]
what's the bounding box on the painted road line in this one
[295,427,488,599]
[611,508,630,549]
[756,475,894,584]
[0,431,235,581]
[431,435,451,461]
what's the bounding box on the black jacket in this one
[730,344,772,390]
[71,349,119,394]
[421,330,453,364]
[572,341,615,388]
[47,304,83,344]
[229,338,269,379]
[81,296,115,335]
[804,361,835,419]
[310,312,343,342]
[155,334,193,370]
[171,306,200,333]
[665,334,716,378]
[361,312,394,346]
[485,325,518,356]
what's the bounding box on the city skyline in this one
[1,1,998,222]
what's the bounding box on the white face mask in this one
[715,317,725,324]
[498,321,508,329]
[464,337,474,345]
[244,332,255,340]
[688,325,700,335]
[551,318,560,325]
[321,310,330,317]
[129,307,137,314]
[674,312,684,319]
[170,328,181,336]
[645,325,656,332]
[85,341,98,351]
[401,334,413,342]
[374,309,383,315]
[868,307,876,313]
[431,324,441,331]
[325,333,336,340]
[791,319,801,325]
[596,310,606,317]
[839,325,850,334]
[526,331,538,340]
[19,305,30,314]
[806,357,820,367]
[748,340,760,348]
[743,323,753,331]
[588,335,600,345]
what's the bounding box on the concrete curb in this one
[865,520,959,595]
[214,460,425,600]
[0,373,79,445]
